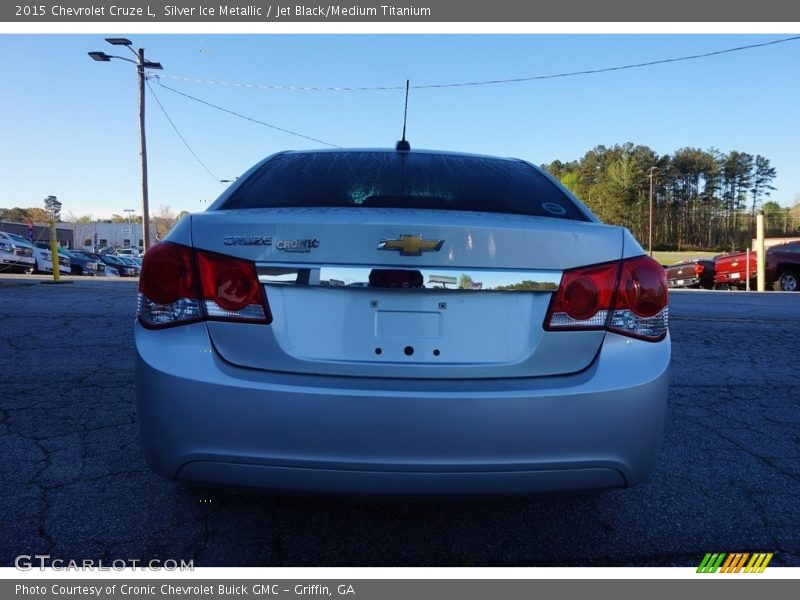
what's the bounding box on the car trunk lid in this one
[191,208,625,379]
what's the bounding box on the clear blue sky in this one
[1,34,798,219]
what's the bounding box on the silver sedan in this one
[135,147,670,495]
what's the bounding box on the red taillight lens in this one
[694,262,704,276]
[139,242,197,304]
[545,262,618,330]
[618,256,668,318]
[609,255,668,341]
[196,249,271,323]
[545,255,668,341]
[137,243,271,328]
[562,276,599,320]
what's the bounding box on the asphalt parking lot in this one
[0,276,797,567]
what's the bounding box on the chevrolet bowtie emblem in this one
[377,234,444,256]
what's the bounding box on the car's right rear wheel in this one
[774,270,799,292]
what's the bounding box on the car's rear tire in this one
[773,270,799,292]
[714,283,731,291]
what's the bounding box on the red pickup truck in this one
[714,240,800,291]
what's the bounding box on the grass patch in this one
[652,250,719,266]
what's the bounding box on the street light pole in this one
[89,38,162,254]
[123,208,135,248]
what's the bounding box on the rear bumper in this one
[135,322,670,495]
[667,276,701,287]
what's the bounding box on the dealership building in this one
[0,220,157,251]
[65,221,158,251]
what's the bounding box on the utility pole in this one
[648,167,657,257]
[136,47,152,253]
[89,39,162,253]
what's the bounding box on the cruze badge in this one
[276,238,320,253]
[378,234,445,256]
[223,235,272,246]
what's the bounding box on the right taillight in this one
[694,262,704,276]
[545,255,668,342]
[138,242,271,329]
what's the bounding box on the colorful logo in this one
[697,552,773,573]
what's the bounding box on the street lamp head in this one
[143,61,163,70]
[105,38,133,46]
[88,51,112,62]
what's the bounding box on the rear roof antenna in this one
[395,79,411,152]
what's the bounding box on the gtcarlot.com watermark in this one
[14,555,194,571]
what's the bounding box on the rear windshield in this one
[220,151,590,221]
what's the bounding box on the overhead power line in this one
[158,74,404,92]
[146,80,223,185]
[415,35,800,89]
[153,76,340,148]
[160,35,800,92]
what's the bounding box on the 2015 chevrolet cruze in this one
[135,147,670,495]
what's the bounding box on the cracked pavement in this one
[0,277,798,567]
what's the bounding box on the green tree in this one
[0,207,30,222]
[790,197,800,235]
[153,205,178,241]
[495,280,555,291]
[26,207,50,223]
[720,151,753,247]
[43,195,61,221]
[761,200,788,235]
[750,155,777,217]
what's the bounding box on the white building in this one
[64,221,158,251]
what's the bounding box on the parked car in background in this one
[99,253,138,277]
[115,256,141,276]
[136,146,670,495]
[116,247,141,258]
[6,235,69,275]
[73,251,121,277]
[665,258,715,289]
[56,246,102,276]
[0,231,35,273]
[30,242,74,276]
[714,241,800,291]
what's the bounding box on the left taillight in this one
[545,255,668,342]
[137,242,271,328]
[543,261,618,331]
[608,255,669,341]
